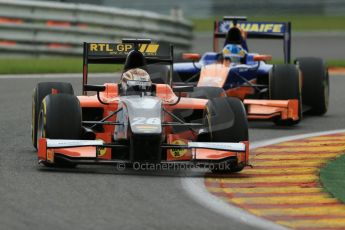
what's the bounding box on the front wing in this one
[38,138,249,167]
[244,99,299,121]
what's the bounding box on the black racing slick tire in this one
[37,94,82,167]
[207,97,248,142]
[147,65,170,84]
[269,64,302,126]
[188,86,226,99]
[295,57,329,115]
[205,97,248,173]
[32,82,74,149]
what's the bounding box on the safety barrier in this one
[0,0,193,56]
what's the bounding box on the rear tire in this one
[147,65,169,84]
[37,94,81,167]
[189,86,226,99]
[269,64,301,126]
[295,57,329,115]
[32,82,74,149]
[205,97,248,173]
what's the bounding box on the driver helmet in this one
[121,68,152,95]
[222,44,246,63]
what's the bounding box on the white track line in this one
[181,129,345,230]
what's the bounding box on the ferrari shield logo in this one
[170,139,188,158]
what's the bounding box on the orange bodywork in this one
[38,82,249,167]
[197,62,300,122]
[226,86,255,100]
[245,99,299,121]
[198,64,230,88]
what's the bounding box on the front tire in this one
[270,64,302,126]
[32,82,74,149]
[205,97,248,173]
[37,94,81,167]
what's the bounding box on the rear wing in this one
[82,39,174,95]
[213,16,291,64]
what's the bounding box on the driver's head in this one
[121,68,150,82]
[222,44,246,63]
[121,68,152,95]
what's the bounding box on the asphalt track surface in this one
[0,71,344,230]
[193,32,345,60]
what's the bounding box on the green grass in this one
[0,57,344,75]
[320,154,345,203]
[192,15,345,32]
[0,58,123,74]
[326,60,345,68]
[265,59,345,68]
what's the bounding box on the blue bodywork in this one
[173,52,273,91]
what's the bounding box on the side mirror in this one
[172,85,194,93]
[182,53,201,61]
[253,55,272,61]
[84,84,106,92]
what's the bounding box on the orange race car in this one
[31,39,249,172]
[174,16,329,126]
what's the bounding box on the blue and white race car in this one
[173,16,329,126]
